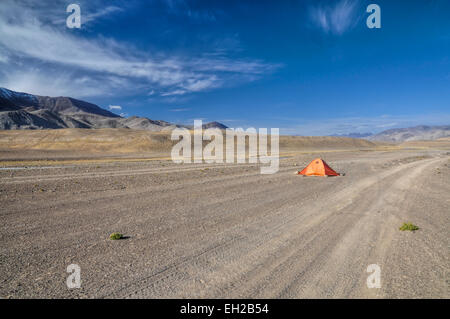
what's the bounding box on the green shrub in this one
[109,232,124,240]
[399,223,419,232]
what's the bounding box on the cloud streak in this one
[279,113,450,136]
[0,0,280,98]
[309,0,360,35]
[169,108,191,112]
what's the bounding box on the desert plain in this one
[0,129,449,298]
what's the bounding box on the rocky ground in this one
[0,148,449,298]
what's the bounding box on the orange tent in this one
[297,158,340,176]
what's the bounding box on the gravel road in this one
[0,150,448,298]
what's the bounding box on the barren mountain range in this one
[367,125,450,143]
[0,88,226,131]
[1,88,448,143]
[333,126,450,143]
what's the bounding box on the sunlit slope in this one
[0,128,382,154]
[400,137,450,150]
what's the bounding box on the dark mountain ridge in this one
[0,88,227,131]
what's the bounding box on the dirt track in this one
[0,149,449,298]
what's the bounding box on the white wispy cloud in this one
[164,0,220,22]
[0,0,279,98]
[169,108,191,112]
[80,6,124,25]
[51,5,124,26]
[278,114,450,136]
[309,0,360,35]
[108,105,122,110]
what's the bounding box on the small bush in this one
[399,223,419,232]
[109,232,124,240]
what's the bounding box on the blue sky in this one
[0,0,449,135]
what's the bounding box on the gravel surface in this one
[0,149,449,298]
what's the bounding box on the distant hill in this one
[201,121,229,130]
[329,125,450,143]
[368,125,450,143]
[0,128,380,155]
[330,132,373,139]
[0,88,227,131]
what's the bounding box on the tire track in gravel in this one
[0,162,258,184]
[279,158,443,298]
[2,152,445,298]
[211,158,443,298]
[106,157,439,298]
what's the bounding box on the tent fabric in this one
[298,158,340,176]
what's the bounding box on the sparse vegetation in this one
[109,232,124,240]
[399,223,419,232]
